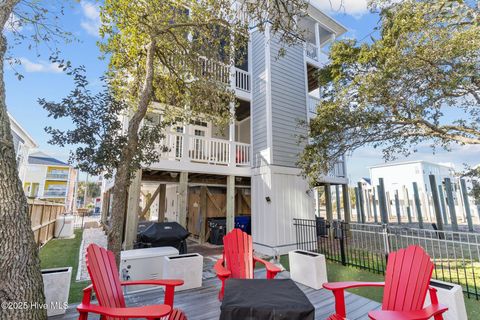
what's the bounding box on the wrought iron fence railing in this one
[293,218,480,299]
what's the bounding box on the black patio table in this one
[219,278,315,320]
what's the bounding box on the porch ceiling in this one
[142,170,251,186]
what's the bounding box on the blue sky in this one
[4,1,479,183]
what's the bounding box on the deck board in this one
[52,270,380,319]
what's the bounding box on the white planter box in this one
[120,247,179,293]
[42,267,72,317]
[424,279,467,320]
[289,250,327,290]
[163,253,203,291]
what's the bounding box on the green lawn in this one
[280,255,480,319]
[40,229,90,303]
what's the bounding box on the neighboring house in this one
[102,3,349,255]
[8,113,38,182]
[369,160,456,197]
[24,152,77,209]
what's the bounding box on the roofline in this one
[369,160,455,170]
[8,112,39,148]
[307,4,348,37]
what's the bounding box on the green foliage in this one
[299,0,480,186]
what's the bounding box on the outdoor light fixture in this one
[170,172,178,178]
[265,196,271,203]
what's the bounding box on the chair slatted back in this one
[86,244,126,320]
[382,245,434,312]
[223,229,254,279]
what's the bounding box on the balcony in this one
[157,132,251,168]
[46,173,69,180]
[44,189,67,197]
[199,58,251,94]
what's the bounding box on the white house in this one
[102,3,349,255]
[8,113,38,183]
[370,160,456,196]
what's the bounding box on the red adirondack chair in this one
[214,228,282,300]
[77,244,187,320]
[323,245,448,320]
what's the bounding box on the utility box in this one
[54,215,74,238]
[289,250,327,290]
[42,267,72,316]
[424,279,467,320]
[163,253,203,291]
[120,247,179,293]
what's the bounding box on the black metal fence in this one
[293,218,480,299]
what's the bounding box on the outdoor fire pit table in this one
[220,279,314,320]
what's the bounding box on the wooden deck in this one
[52,270,380,319]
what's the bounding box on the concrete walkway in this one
[76,227,108,281]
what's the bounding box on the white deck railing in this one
[158,133,251,167]
[235,68,251,92]
[305,42,319,61]
[308,95,320,113]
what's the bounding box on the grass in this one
[280,255,480,319]
[39,229,90,303]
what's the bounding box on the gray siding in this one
[270,37,308,167]
[251,31,267,168]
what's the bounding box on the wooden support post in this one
[342,184,351,223]
[354,187,361,223]
[438,185,448,225]
[335,185,342,220]
[199,186,208,243]
[403,187,412,224]
[124,169,142,250]
[372,190,379,223]
[412,182,424,229]
[325,184,333,222]
[357,182,365,223]
[429,175,444,231]
[157,184,166,222]
[178,172,188,228]
[460,179,474,232]
[365,189,372,222]
[226,175,235,232]
[378,178,389,224]
[444,178,459,231]
[394,190,401,224]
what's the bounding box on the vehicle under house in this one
[101,3,349,256]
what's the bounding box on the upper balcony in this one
[46,172,69,180]
[146,99,252,177]
[199,57,251,100]
[298,15,339,67]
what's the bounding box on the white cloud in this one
[311,0,369,18]
[19,58,63,73]
[80,1,101,37]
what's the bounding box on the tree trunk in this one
[0,4,47,317]
[108,39,156,266]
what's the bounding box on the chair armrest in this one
[323,281,385,291]
[77,303,171,318]
[253,256,281,279]
[214,258,231,278]
[120,279,183,307]
[368,304,448,320]
[120,279,183,287]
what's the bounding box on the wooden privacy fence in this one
[29,199,65,246]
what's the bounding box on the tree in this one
[0,1,71,319]
[43,0,310,264]
[299,0,480,186]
